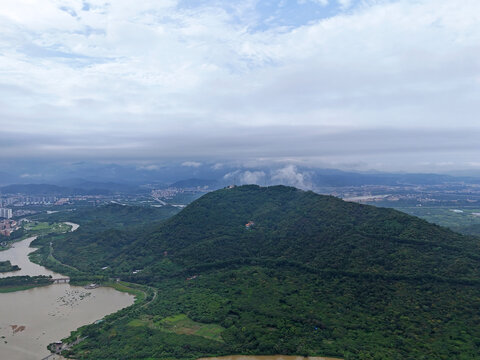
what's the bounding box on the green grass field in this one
[128,314,225,342]
[24,221,70,235]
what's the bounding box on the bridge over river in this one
[51,278,69,284]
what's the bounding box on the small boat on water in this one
[84,283,99,289]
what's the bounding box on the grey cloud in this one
[2,126,480,172]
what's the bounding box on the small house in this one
[245,221,255,229]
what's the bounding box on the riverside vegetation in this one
[0,260,20,273]
[29,186,480,359]
[0,275,52,293]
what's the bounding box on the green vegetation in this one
[1,221,67,252]
[28,204,180,282]
[32,203,180,230]
[33,186,480,359]
[0,275,52,293]
[0,227,26,251]
[24,221,70,234]
[125,313,225,342]
[0,260,20,273]
[104,281,148,304]
[154,314,225,342]
[393,206,480,236]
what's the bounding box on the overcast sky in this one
[1,0,479,172]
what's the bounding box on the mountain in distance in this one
[310,168,464,187]
[56,178,141,193]
[0,183,78,195]
[0,171,18,186]
[0,179,146,196]
[0,183,113,196]
[40,185,480,359]
[2,160,479,189]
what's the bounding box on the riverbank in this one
[104,281,148,303]
[1,221,73,252]
[0,275,53,293]
[0,283,50,293]
[0,234,29,252]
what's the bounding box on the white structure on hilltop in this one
[0,208,12,219]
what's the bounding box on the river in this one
[0,225,135,360]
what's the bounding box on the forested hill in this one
[42,185,480,359]
[112,185,480,283]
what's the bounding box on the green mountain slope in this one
[45,186,480,359]
[111,185,480,283]
[31,203,181,272]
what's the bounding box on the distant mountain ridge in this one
[56,178,141,193]
[0,183,112,196]
[311,169,461,186]
[0,181,141,196]
[168,178,220,189]
[1,162,479,188]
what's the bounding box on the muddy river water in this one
[0,227,134,360]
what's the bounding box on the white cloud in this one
[299,0,329,6]
[337,0,352,9]
[137,164,160,171]
[271,165,312,189]
[20,173,42,178]
[223,170,266,185]
[182,161,203,168]
[223,170,240,180]
[241,171,266,184]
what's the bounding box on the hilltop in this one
[38,185,480,359]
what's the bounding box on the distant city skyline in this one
[1,0,479,172]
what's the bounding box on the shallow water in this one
[0,236,134,359]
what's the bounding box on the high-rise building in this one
[0,208,12,219]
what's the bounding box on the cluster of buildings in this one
[0,208,12,219]
[1,195,60,206]
[0,219,18,236]
[151,188,184,199]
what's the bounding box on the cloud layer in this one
[1,0,479,171]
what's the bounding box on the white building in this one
[0,208,12,219]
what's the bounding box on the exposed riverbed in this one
[0,228,135,359]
